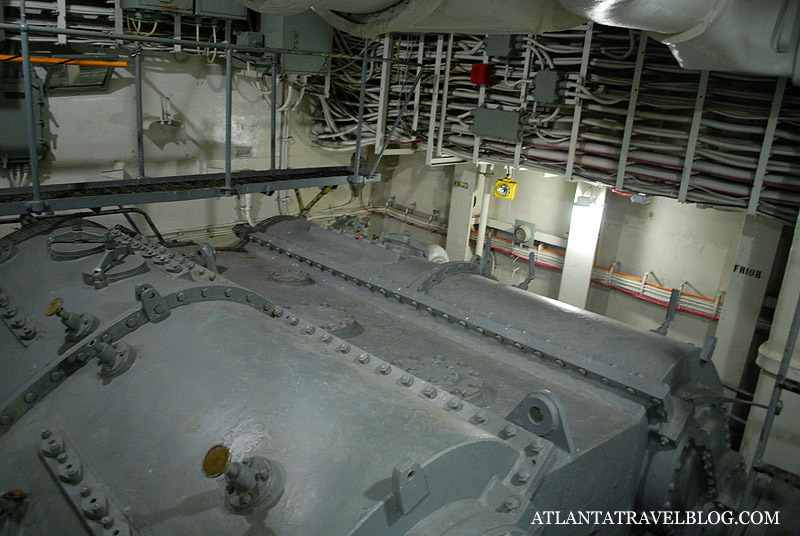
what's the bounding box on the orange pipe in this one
[0,54,127,67]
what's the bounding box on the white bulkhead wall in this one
[0,54,354,240]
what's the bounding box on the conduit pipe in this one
[475,165,491,257]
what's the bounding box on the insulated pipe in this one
[556,0,724,35]
[475,166,491,257]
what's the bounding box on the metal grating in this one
[0,166,378,215]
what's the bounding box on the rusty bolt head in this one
[515,470,530,484]
[503,496,521,512]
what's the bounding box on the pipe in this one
[224,47,233,193]
[0,207,166,244]
[133,46,145,179]
[19,0,41,213]
[736,293,800,529]
[0,55,127,67]
[243,194,256,227]
[475,167,491,257]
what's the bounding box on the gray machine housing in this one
[0,216,797,535]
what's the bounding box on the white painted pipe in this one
[475,168,491,257]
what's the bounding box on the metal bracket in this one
[411,262,481,293]
[505,391,575,454]
[136,284,171,323]
[698,336,716,364]
[38,430,132,536]
[392,458,428,514]
[652,288,681,336]
[195,242,218,274]
[515,252,536,291]
[478,234,493,277]
[82,243,148,289]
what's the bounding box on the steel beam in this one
[565,23,593,181]
[678,70,709,202]
[225,47,233,192]
[133,45,145,179]
[436,33,454,158]
[747,77,786,215]
[426,35,445,166]
[19,0,42,212]
[615,34,647,191]
[270,55,278,170]
[352,39,372,183]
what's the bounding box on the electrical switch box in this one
[262,10,332,75]
[513,219,536,246]
[195,0,247,20]
[470,63,492,85]
[237,32,263,48]
[533,69,560,104]
[472,106,524,141]
[120,0,193,16]
[0,77,49,164]
[485,35,520,58]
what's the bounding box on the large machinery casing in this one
[0,217,797,535]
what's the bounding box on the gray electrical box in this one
[534,69,560,104]
[0,77,49,165]
[472,106,524,141]
[195,0,247,20]
[120,0,193,16]
[485,35,520,58]
[262,10,332,75]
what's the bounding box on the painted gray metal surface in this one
[1,216,798,535]
[0,219,548,535]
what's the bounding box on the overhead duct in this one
[558,0,800,82]
[238,0,800,81]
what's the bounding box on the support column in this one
[740,214,800,475]
[445,166,482,262]
[558,182,606,309]
[713,215,782,387]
